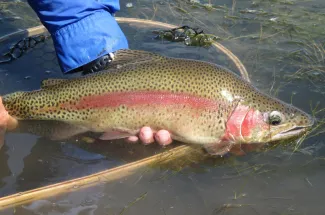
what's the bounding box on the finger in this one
[0,97,9,129]
[154,130,172,146]
[139,126,154,145]
[126,136,139,143]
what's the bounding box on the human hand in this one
[0,97,18,149]
[126,127,173,146]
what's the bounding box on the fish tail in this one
[2,91,25,102]
[2,91,30,119]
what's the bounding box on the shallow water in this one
[0,0,325,214]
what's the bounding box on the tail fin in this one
[2,91,26,119]
[2,91,25,103]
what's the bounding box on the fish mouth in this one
[271,113,315,141]
[271,125,310,141]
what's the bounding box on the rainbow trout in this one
[2,50,314,155]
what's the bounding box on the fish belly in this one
[84,103,225,145]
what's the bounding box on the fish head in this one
[262,101,315,143]
[225,97,315,145]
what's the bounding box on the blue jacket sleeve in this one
[27,0,129,73]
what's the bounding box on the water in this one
[0,0,325,214]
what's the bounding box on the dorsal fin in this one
[107,49,166,69]
[41,78,68,88]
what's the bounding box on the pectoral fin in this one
[99,130,133,140]
[204,141,234,156]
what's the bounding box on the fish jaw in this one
[270,126,310,142]
[269,104,315,142]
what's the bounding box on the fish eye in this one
[268,111,283,126]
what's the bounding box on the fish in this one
[2,49,315,156]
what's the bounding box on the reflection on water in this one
[0,0,325,214]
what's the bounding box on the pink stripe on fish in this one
[61,91,223,110]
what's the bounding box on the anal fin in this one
[11,120,88,141]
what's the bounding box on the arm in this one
[27,0,129,73]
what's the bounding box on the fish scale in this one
[2,49,314,155]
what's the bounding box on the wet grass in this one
[281,41,325,81]
[173,0,325,41]
[119,192,148,215]
[213,203,258,215]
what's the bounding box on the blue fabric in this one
[27,0,129,73]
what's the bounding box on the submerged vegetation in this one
[169,0,325,80]
[281,41,325,81]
